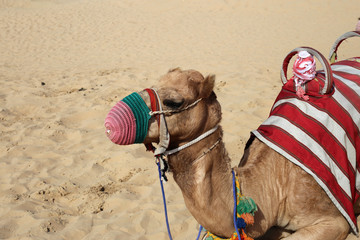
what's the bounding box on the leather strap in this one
[144,88,160,126]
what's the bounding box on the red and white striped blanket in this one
[252,57,360,233]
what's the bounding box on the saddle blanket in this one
[252,57,360,233]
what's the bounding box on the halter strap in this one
[150,98,203,116]
[144,88,160,152]
[164,125,219,156]
[144,88,211,157]
[144,88,160,126]
[143,88,171,156]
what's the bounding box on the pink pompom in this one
[293,51,316,101]
[293,51,316,81]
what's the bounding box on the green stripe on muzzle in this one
[122,92,151,143]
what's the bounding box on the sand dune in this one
[0,0,359,239]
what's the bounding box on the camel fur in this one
[120,68,359,239]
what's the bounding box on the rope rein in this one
[164,125,219,156]
[192,139,221,163]
[149,98,203,116]
[156,156,173,240]
[232,170,242,239]
[195,170,240,240]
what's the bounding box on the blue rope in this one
[232,170,242,238]
[195,171,241,240]
[156,156,240,240]
[196,225,203,240]
[157,159,173,240]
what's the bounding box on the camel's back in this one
[252,57,360,233]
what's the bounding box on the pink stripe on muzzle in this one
[105,101,136,145]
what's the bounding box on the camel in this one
[104,42,360,239]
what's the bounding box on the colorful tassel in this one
[204,174,257,240]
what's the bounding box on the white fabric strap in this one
[152,89,171,156]
[164,125,219,156]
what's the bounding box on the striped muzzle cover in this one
[105,92,151,145]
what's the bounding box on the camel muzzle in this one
[105,92,151,145]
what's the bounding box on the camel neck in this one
[167,126,236,238]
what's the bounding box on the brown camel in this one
[105,43,360,239]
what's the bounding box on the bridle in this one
[142,88,220,240]
[142,88,251,240]
[143,88,220,181]
[143,88,220,160]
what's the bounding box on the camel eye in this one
[163,99,184,109]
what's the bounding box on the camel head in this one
[105,68,221,149]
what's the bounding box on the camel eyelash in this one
[162,99,184,109]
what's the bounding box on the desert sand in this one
[0,0,359,239]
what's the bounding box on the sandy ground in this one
[0,0,359,239]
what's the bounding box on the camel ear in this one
[200,74,215,98]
